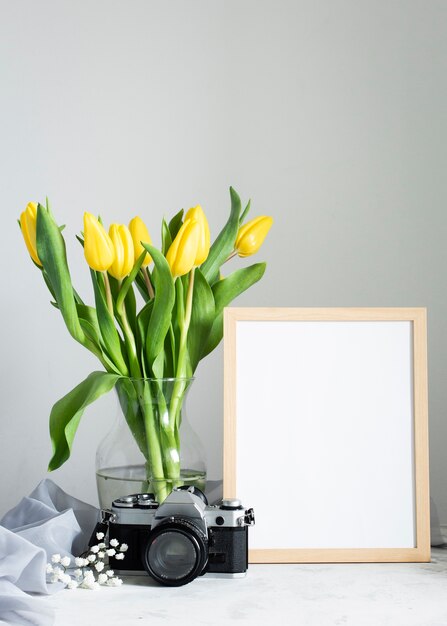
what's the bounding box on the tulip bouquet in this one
[19,188,272,502]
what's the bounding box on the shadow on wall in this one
[431,498,445,546]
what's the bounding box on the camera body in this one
[108,487,255,586]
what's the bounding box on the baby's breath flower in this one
[95,562,105,572]
[59,573,71,585]
[52,567,63,577]
[115,553,125,561]
[98,573,108,584]
[98,542,106,549]
[51,554,61,564]
[74,569,83,578]
[81,577,99,590]
[109,538,119,547]
[50,573,59,584]
[61,556,71,567]
[67,580,78,590]
[46,564,54,574]
[119,544,128,552]
[106,548,116,557]
[107,577,123,586]
[75,557,85,567]
[106,570,114,577]
[98,551,105,558]
[90,545,99,554]
[87,554,96,563]
[96,532,105,540]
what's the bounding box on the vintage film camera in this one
[104,486,255,586]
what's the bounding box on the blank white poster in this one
[235,320,415,549]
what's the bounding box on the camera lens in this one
[143,519,208,586]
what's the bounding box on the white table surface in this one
[46,549,447,626]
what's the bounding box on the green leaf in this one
[116,251,146,313]
[202,262,266,358]
[91,270,129,375]
[141,243,175,367]
[187,269,215,372]
[200,187,242,284]
[239,199,251,225]
[76,304,100,342]
[136,300,154,375]
[115,379,148,459]
[168,209,184,240]
[134,270,151,302]
[36,204,84,343]
[161,219,172,255]
[48,371,120,471]
[124,284,137,336]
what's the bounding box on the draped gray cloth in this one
[0,480,98,626]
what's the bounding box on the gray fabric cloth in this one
[0,480,98,626]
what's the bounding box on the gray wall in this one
[1,1,446,531]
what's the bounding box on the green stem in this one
[137,381,168,503]
[169,269,195,431]
[116,283,141,379]
[102,272,114,316]
[143,267,155,299]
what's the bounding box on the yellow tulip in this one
[83,212,115,271]
[184,205,210,265]
[20,202,42,266]
[108,224,135,280]
[235,216,273,257]
[129,216,152,266]
[166,218,201,277]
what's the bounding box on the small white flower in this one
[67,580,78,590]
[81,577,99,590]
[61,556,71,567]
[74,569,83,578]
[98,573,108,584]
[50,573,59,584]
[51,554,61,564]
[106,548,116,557]
[98,543,106,549]
[87,554,96,563]
[114,553,125,561]
[107,577,123,586]
[90,545,99,554]
[119,544,128,552]
[46,564,54,574]
[75,557,85,567]
[96,532,105,540]
[52,567,63,577]
[98,551,105,558]
[95,561,105,572]
[106,570,114,577]
[59,573,72,585]
[109,538,119,547]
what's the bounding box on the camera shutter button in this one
[221,498,243,510]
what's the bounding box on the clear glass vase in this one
[96,377,206,508]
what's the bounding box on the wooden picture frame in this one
[223,308,430,563]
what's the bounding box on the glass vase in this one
[96,377,206,508]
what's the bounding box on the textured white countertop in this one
[46,549,447,626]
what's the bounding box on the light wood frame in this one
[224,307,430,563]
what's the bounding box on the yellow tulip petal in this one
[20,202,41,266]
[235,216,273,257]
[166,218,201,277]
[83,212,115,272]
[184,205,210,265]
[119,224,135,277]
[129,216,152,266]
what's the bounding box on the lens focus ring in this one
[143,518,208,587]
